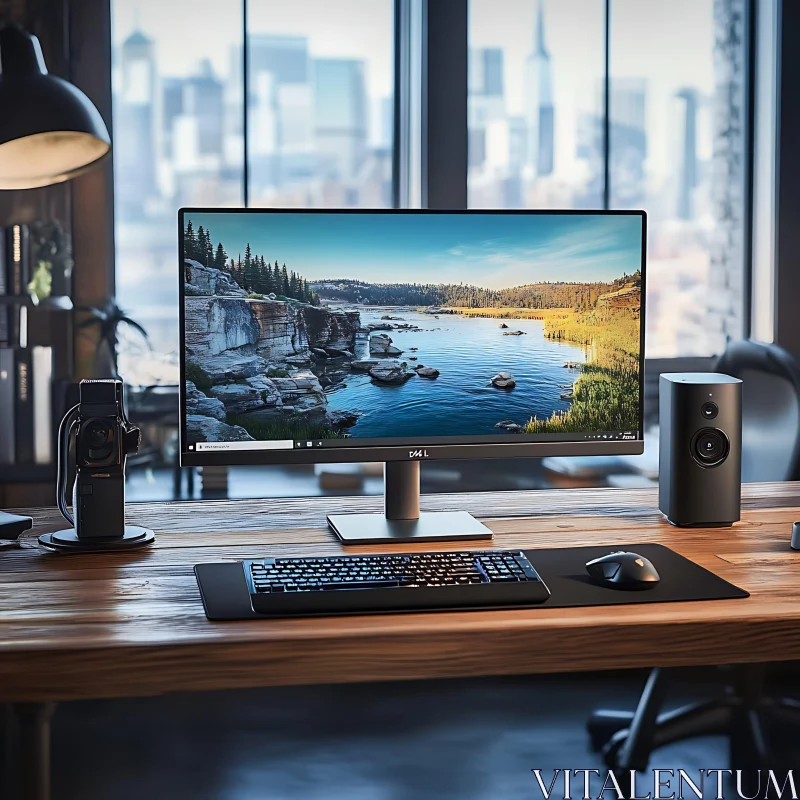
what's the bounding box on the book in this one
[0,226,6,295]
[0,349,14,464]
[32,346,53,465]
[14,348,33,463]
[5,223,30,296]
[0,305,25,348]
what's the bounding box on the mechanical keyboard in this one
[244,550,550,617]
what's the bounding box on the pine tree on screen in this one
[185,220,196,261]
[196,226,206,264]
[255,256,267,295]
[264,259,274,294]
[205,230,214,267]
[243,243,256,292]
[214,242,227,270]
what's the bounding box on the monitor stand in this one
[327,461,493,544]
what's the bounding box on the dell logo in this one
[409,449,429,459]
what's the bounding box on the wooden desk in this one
[2,483,800,798]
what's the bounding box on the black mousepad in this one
[194,543,748,621]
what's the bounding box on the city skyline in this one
[112,0,393,95]
[470,0,715,188]
[114,0,708,219]
[468,0,706,219]
[109,0,735,386]
[113,23,393,214]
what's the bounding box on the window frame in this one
[773,0,800,356]
[87,0,758,372]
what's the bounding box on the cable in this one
[56,404,79,526]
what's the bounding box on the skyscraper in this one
[168,60,226,194]
[609,78,647,207]
[226,35,312,161]
[162,77,184,160]
[470,48,504,98]
[574,78,647,209]
[183,60,225,158]
[312,58,368,181]
[676,88,699,220]
[468,47,506,168]
[524,0,554,178]
[247,36,312,155]
[116,30,158,215]
[250,34,309,85]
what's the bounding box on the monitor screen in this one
[180,209,645,464]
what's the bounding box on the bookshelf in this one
[0,220,75,507]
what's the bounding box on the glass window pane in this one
[610,0,747,357]
[246,0,394,208]
[112,0,244,385]
[468,0,605,209]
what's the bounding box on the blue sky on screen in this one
[188,212,643,289]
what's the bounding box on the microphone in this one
[38,379,155,553]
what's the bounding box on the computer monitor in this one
[179,209,646,543]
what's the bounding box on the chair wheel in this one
[587,711,634,752]
[601,732,626,769]
[602,730,651,773]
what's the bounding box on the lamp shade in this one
[0,25,111,189]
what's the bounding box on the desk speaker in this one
[659,373,742,527]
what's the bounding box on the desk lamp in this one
[0,24,110,189]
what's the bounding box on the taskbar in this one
[191,430,639,453]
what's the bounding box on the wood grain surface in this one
[1,483,799,703]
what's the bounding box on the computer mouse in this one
[585,551,660,590]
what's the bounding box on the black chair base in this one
[589,666,800,775]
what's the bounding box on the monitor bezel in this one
[178,207,647,467]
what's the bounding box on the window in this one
[468,0,749,358]
[111,0,394,386]
[112,0,244,386]
[247,1,394,209]
[610,0,747,358]
[468,0,606,210]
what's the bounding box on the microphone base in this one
[39,525,155,553]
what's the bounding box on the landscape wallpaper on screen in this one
[182,212,642,445]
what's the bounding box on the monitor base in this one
[327,511,492,545]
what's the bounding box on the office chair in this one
[718,338,800,481]
[588,340,800,777]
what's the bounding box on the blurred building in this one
[251,35,312,154]
[575,77,648,208]
[244,35,313,192]
[115,30,158,217]
[676,87,699,220]
[468,47,505,168]
[609,77,647,207]
[312,58,368,182]
[524,0,554,179]
[167,61,224,166]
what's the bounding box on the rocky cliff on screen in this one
[184,259,362,443]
